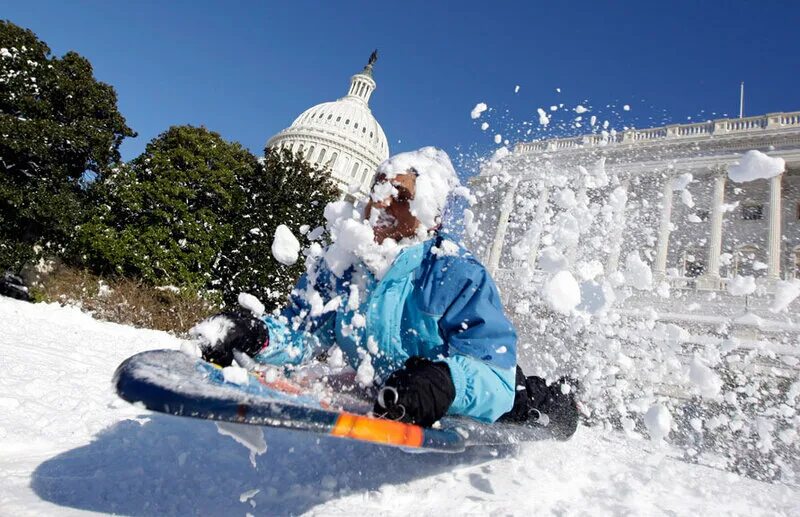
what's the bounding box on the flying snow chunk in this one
[689,356,722,398]
[494,134,502,144]
[537,108,550,126]
[237,292,265,317]
[470,102,488,119]
[222,365,249,385]
[680,189,694,208]
[543,270,581,315]
[271,224,300,266]
[538,246,568,273]
[623,104,631,111]
[514,85,520,93]
[644,404,672,442]
[578,280,615,314]
[672,173,693,191]
[480,122,489,131]
[624,252,653,291]
[574,105,589,114]
[555,188,577,209]
[727,150,785,183]
[727,275,756,296]
[770,279,800,312]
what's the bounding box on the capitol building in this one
[266,52,389,201]
[470,111,800,335]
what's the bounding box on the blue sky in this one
[5,1,800,175]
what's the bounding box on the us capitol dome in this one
[266,51,389,201]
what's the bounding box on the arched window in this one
[317,148,326,164]
[326,152,338,169]
[297,143,304,155]
[351,162,360,177]
[306,145,314,160]
[360,168,368,183]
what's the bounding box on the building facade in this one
[266,53,389,201]
[469,111,800,324]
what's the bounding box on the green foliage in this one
[80,127,338,310]
[0,20,134,271]
[78,125,257,290]
[215,147,338,310]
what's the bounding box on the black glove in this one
[189,312,269,366]
[499,367,580,440]
[373,357,456,427]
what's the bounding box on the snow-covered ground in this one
[1,296,798,516]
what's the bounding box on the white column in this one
[606,179,630,274]
[487,177,520,274]
[654,175,675,276]
[767,173,784,279]
[699,172,726,289]
[526,182,550,267]
[566,185,588,264]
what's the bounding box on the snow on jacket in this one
[254,233,517,423]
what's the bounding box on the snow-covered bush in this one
[76,130,338,312]
[0,21,134,272]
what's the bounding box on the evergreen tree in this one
[0,20,134,271]
[78,125,257,290]
[215,147,338,310]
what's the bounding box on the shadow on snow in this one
[31,414,515,516]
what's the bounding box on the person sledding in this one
[192,147,580,440]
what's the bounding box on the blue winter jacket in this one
[254,233,517,423]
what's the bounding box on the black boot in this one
[0,271,31,302]
[499,366,580,440]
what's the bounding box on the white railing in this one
[513,111,800,155]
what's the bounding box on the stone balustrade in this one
[513,111,800,154]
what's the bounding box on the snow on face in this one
[727,150,785,183]
[271,224,300,266]
[319,201,407,280]
[369,180,397,204]
[375,146,460,231]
